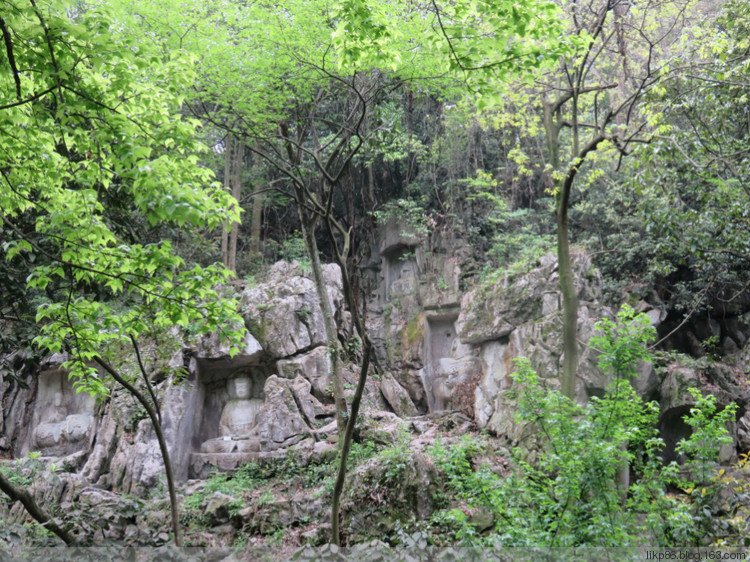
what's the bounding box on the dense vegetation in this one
[1,0,749,552]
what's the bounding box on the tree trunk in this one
[228,140,243,274]
[0,470,77,545]
[367,162,375,209]
[557,192,578,399]
[221,137,232,267]
[331,338,371,545]
[299,213,348,436]
[248,186,263,257]
[321,224,374,547]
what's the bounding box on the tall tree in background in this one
[531,0,696,397]
[421,0,697,396]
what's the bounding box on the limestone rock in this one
[343,450,438,542]
[196,330,263,361]
[241,261,343,358]
[277,346,333,402]
[253,375,312,447]
[456,251,601,346]
[379,374,418,418]
[204,492,236,526]
[289,375,335,424]
[660,364,702,413]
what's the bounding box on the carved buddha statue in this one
[33,390,93,451]
[200,375,265,454]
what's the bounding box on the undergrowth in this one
[422,306,744,547]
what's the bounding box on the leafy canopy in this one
[1,0,244,394]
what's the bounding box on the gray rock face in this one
[457,252,601,347]
[254,375,314,445]
[379,374,419,418]
[0,260,366,499]
[459,253,613,438]
[277,346,333,403]
[241,261,340,357]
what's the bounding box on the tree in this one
[627,0,750,336]
[104,0,392,545]
[428,0,695,397]
[526,0,695,397]
[0,0,243,545]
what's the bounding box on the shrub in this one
[425,309,737,547]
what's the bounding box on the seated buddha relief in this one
[200,375,265,454]
[30,370,95,456]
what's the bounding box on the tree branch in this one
[0,469,77,545]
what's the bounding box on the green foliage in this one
[278,232,311,271]
[424,311,737,547]
[376,428,412,486]
[0,0,245,396]
[589,304,656,380]
[0,452,46,490]
[332,0,578,88]
[464,169,556,276]
[372,199,431,239]
[675,390,737,485]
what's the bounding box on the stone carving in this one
[200,376,265,454]
[29,372,95,456]
[33,390,93,449]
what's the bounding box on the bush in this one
[426,309,738,547]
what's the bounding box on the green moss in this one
[404,314,424,348]
[244,316,268,343]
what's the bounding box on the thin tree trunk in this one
[228,141,243,274]
[557,192,578,399]
[94,357,183,547]
[0,470,77,545]
[331,338,371,545]
[367,162,375,209]
[556,135,606,398]
[544,100,578,398]
[322,222,375,546]
[221,137,232,267]
[299,214,348,436]
[248,187,263,256]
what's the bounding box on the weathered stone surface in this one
[195,330,263,361]
[289,375,335,424]
[342,364,389,413]
[189,450,290,480]
[475,337,519,428]
[420,254,461,309]
[457,253,616,438]
[457,251,601,346]
[203,492,236,526]
[342,449,438,542]
[277,346,333,402]
[253,375,312,446]
[660,364,702,413]
[379,374,418,418]
[22,368,97,458]
[242,261,340,358]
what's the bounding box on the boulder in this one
[277,346,333,402]
[242,261,343,358]
[379,374,418,418]
[253,375,313,446]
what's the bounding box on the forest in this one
[1,0,750,557]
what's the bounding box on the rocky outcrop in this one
[457,252,615,437]
[241,261,338,357]
[0,261,384,494]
